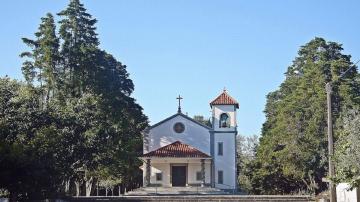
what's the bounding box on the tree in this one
[58,0,99,97]
[20,13,60,104]
[237,134,258,193]
[334,107,360,188]
[249,37,360,194]
[193,115,212,127]
[1,0,148,199]
[0,77,66,200]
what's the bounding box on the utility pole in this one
[325,59,359,202]
[326,82,336,202]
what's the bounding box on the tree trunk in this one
[85,176,94,196]
[45,87,51,106]
[64,179,71,195]
[75,180,81,196]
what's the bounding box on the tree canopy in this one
[0,0,148,200]
[247,37,360,195]
[334,107,360,188]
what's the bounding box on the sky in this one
[1,1,359,136]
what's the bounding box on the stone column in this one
[145,159,151,187]
[201,159,205,187]
[210,159,214,187]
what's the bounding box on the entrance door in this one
[172,166,186,187]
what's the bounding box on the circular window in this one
[173,122,185,133]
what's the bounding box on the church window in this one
[156,173,162,181]
[173,122,185,133]
[218,170,223,184]
[219,113,230,128]
[218,142,223,156]
[196,171,202,181]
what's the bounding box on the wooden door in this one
[172,166,186,187]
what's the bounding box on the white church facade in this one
[141,90,239,190]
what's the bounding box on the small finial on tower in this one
[223,87,227,92]
[176,95,183,113]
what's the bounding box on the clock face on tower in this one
[173,122,185,133]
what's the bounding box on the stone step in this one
[69,195,314,202]
[126,187,228,195]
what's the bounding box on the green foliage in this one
[20,13,60,103]
[193,115,212,127]
[0,77,62,199]
[0,0,148,199]
[57,0,99,97]
[248,38,360,194]
[237,134,258,193]
[334,107,360,188]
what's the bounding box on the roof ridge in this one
[149,113,212,130]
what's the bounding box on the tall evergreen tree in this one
[20,13,60,103]
[249,38,360,194]
[58,0,99,97]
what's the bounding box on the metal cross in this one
[176,95,183,113]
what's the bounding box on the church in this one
[141,90,239,191]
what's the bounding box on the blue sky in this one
[1,1,359,136]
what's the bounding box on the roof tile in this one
[210,90,239,108]
[142,141,211,158]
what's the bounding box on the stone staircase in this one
[69,195,314,201]
[67,187,313,201]
[126,186,228,195]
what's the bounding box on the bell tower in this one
[210,89,239,190]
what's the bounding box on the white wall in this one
[213,133,236,189]
[147,114,211,155]
[187,161,211,185]
[150,163,171,187]
[337,183,360,202]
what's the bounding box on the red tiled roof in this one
[210,90,239,108]
[142,141,211,158]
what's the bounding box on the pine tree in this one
[20,13,60,103]
[58,0,99,97]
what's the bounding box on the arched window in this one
[219,113,230,128]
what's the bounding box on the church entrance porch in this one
[171,165,187,187]
[141,158,211,188]
[141,141,212,188]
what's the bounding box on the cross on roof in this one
[176,95,183,113]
